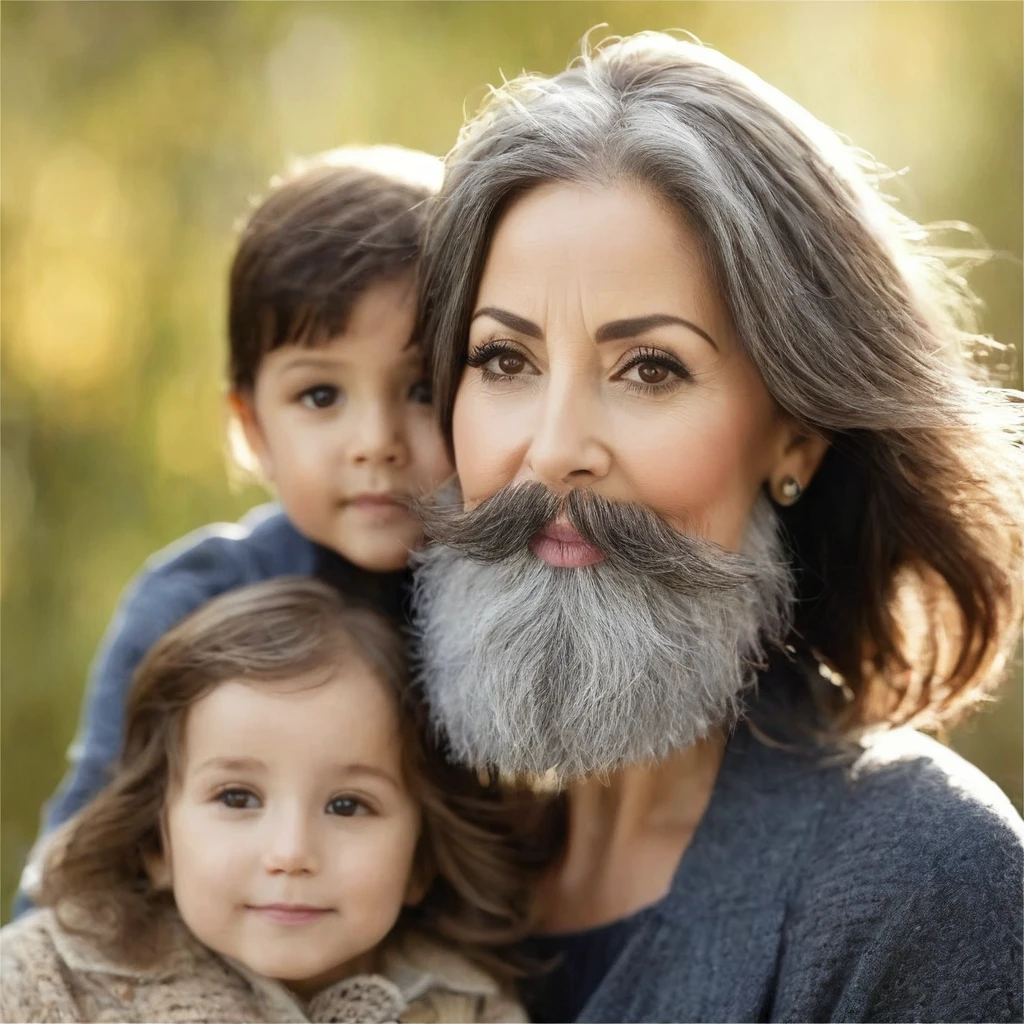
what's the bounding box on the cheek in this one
[334,817,420,911]
[165,809,250,908]
[263,417,339,505]
[452,380,527,505]
[275,418,335,470]
[617,390,777,546]
[628,407,752,502]
[406,412,454,491]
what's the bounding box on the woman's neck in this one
[537,730,727,933]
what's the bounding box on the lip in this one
[529,520,605,568]
[346,493,404,507]
[344,493,409,518]
[247,903,335,926]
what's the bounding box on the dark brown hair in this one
[229,147,441,392]
[419,33,1023,735]
[39,578,546,975]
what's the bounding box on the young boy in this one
[16,146,452,911]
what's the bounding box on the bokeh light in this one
[2,1,1021,919]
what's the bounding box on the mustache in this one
[413,482,764,594]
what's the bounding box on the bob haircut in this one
[38,578,537,975]
[419,32,1023,734]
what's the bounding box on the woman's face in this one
[453,182,806,551]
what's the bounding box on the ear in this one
[228,391,275,481]
[403,845,436,908]
[767,418,830,506]
[403,866,434,908]
[143,818,173,891]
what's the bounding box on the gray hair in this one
[412,484,792,778]
[419,32,1023,732]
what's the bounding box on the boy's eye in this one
[326,796,368,817]
[299,385,341,409]
[408,379,433,405]
[217,788,260,810]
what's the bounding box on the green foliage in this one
[2,1,1021,920]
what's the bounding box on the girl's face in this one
[154,665,421,998]
[453,182,825,551]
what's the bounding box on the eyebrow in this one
[595,314,718,351]
[192,757,401,791]
[195,756,266,774]
[275,355,344,372]
[472,306,718,351]
[275,350,422,375]
[343,764,402,791]
[472,306,543,340]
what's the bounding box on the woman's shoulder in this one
[770,728,1023,1021]
[819,727,1022,877]
[740,669,1022,870]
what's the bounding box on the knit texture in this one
[0,906,526,1023]
[573,721,1023,1023]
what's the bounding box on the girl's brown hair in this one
[418,33,1023,736]
[39,578,547,974]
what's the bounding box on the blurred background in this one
[2,1,1021,920]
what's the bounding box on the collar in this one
[46,903,200,981]
[47,907,496,1017]
[376,932,500,1004]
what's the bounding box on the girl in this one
[1,578,530,1023]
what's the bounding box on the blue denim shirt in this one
[14,505,317,915]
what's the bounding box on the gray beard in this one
[411,487,794,781]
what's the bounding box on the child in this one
[17,146,453,908]
[1,579,528,1023]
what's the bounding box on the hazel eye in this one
[326,796,367,817]
[300,385,340,409]
[217,789,260,810]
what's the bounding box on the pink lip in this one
[247,903,334,925]
[345,494,409,519]
[347,493,403,507]
[529,521,605,568]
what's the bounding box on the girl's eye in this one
[326,796,368,817]
[299,385,340,409]
[408,379,433,405]
[217,788,260,810]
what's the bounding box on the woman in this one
[411,32,1024,1023]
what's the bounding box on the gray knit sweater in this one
[575,718,1023,1023]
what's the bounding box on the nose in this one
[262,807,319,876]
[349,398,409,468]
[525,376,612,492]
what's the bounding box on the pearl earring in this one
[776,475,803,506]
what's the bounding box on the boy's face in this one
[156,667,422,996]
[235,275,452,571]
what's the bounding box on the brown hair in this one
[418,33,1023,735]
[39,578,545,975]
[229,146,442,392]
